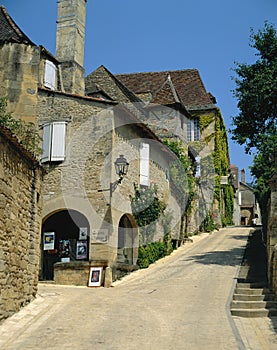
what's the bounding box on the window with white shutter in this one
[140,143,150,186]
[44,60,57,90]
[41,122,66,163]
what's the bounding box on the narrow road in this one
[1,227,276,349]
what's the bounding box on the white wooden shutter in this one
[44,60,56,90]
[41,122,66,163]
[140,143,150,186]
[41,123,52,163]
[51,122,66,161]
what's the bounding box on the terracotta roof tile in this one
[0,6,34,45]
[116,69,216,109]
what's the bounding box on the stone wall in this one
[54,260,108,286]
[0,126,42,321]
[268,150,277,296]
[0,42,40,124]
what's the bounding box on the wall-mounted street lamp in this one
[98,155,129,197]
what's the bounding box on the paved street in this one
[1,227,277,349]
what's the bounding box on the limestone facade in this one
[268,150,277,296]
[0,126,42,321]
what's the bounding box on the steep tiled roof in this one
[116,69,216,109]
[86,65,142,104]
[151,74,180,105]
[0,6,35,45]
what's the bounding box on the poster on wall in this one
[59,240,70,258]
[43,232,55,250]
[76,241,87,259]
[79,227,88,240]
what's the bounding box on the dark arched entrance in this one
[117,214,138,265]
[41,210,90,280]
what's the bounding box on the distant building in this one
[230,166,261,226]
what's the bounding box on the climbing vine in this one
[199,114,214,132]
[0,97,42,157]
[212,109,234,225]
[163,139,195,212]
[130,183,174,268]
[130,183,166,244]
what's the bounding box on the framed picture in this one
[88,267,103,287]
[79,227,88,240]
[76,241,87,260]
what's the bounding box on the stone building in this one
[87,66,233,231]
[0,2,181,285]
[230,166,261,226]
[0,124,43,321]
[0,0,232,286]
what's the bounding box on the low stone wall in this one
[0,126,42,321]
[268,150,277,296]
[54,260,108,286]
[272,245,277,297]
[112,263,138,282]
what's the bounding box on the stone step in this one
[236,281,268,289]
[235,287,269,295]
[233,293,276,301]
[231,308,277,318]
[231,300,277,309]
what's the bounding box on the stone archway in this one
[41,209,90,280]
[117,214,138,265]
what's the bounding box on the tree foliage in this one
[231,22,277,154]
[0,97,42,157]
[231,22,277,224]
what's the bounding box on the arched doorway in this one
[117,214,138,265]
[41,210,90,280]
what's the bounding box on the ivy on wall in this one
[130,183,174,268]
[163,139,195,211]
[0,97,42,157]
[193,110,234,227]
[212,109,234,225]
[199,114,214,132]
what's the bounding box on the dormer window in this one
[41,122,66,163]
[44,60,57,90]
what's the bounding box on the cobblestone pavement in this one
[0,227,277,349]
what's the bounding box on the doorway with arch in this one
[41,209,90,280]
[117,214,138,265]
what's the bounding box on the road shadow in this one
[183,246,245,266]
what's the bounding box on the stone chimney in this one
[241,169,245,183]
[56,0,87,95]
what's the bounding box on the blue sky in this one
[2,0,277,182]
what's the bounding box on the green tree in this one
[231,22,277,224]
[231,22,277,153]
